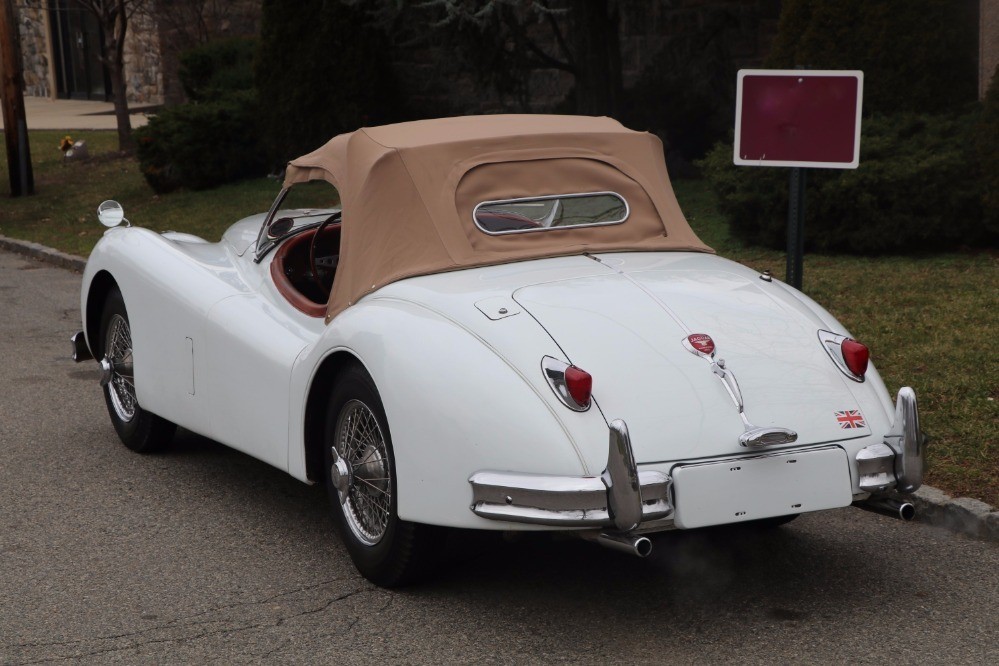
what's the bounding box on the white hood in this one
[513,253,870,463]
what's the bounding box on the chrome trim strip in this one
[473,191,629,236]
[587,253,692,334]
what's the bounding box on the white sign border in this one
[733,69,864,169]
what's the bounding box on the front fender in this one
[81,227,243,436]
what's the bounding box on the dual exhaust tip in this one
[595,498,915,559]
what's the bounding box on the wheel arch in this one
[303,349,364,483]
[86,270,119,357]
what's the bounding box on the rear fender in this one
[290,297,610,529]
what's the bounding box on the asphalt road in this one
[1,249,996,665]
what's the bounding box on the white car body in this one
[75,116,923,581]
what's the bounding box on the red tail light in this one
[841,339,869,378]
[819,330,870,382]
[542,356,593,411]
[564,366,593,408]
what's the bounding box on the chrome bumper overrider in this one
[856,387,925,494]
[469,420,671,531]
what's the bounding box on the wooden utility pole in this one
[0,0,34,196]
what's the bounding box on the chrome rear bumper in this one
[469,420,672,530]
[855,387,925,494]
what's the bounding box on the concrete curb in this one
[1,237,995,543]
[892,486,999,543]
[0,234,87,272]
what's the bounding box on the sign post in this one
[734,69,863,289]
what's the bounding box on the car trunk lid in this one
[512,257,868,463]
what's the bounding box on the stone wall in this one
[15,1,51,98]
[13,0,261,105]
[124,6,164,105]
[983,0,999,97]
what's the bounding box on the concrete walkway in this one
[0,96,152,131]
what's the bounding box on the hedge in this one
[135,91,266,193]
[179,37,257,102]
[699,113,988,254]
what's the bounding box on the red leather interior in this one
[269,224,341,318]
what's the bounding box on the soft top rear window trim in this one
[472,191,630,236]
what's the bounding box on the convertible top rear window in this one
[473,192,629,235]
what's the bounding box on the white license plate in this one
[672,446,853,529]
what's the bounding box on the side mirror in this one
[97,200,127,228]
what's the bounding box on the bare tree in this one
[362,0,623,116]
[72,0,150,152]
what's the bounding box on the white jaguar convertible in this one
[73,115,925,586]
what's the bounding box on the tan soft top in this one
[283,115,712,321]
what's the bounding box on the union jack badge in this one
[835,409,866,429]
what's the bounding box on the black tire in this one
[98,287,176,453]
[324,363,440,587]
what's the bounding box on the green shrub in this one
[179,37,258,102]
[768,0,978,116]
[978,66,999,238]
[135,91,267,193]
[699,113,988,253]
[255,0,404,165]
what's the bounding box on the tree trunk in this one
[107,53,133,152]
[0,0,34,196]
[103,0,133,153]
[571,0,623,117]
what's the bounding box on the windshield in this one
[254,181,341,261]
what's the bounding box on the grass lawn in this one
[3,131,997,505]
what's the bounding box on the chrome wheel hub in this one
[329,451,352,504]
[333,399,391,546]
[103,314,136,423]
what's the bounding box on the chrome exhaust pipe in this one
[71,331,93,363]
[856,498,915,521]
[596,532,653,558]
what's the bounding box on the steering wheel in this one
[309,212,341,297]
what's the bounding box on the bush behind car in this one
[699,112,990,254]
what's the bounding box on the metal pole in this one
[785,167,806,289]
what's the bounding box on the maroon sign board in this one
[734,70,863,169]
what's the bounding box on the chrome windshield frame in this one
[253,187,291,263]
[253,187,342,264]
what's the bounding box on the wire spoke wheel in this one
[105,313,137,422]
[334,399,391,546]
[98,287,175,454]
